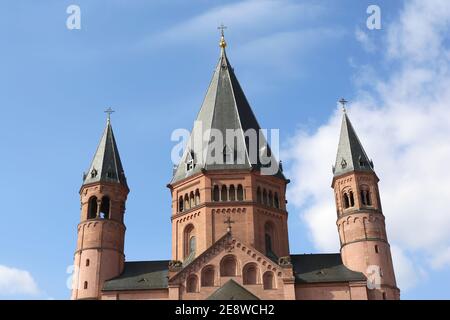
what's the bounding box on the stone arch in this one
[184,194,190,210]
[213,185,220,202]
[189,191,195,208]
[221,185,228,201]
[183,224,196,260]
[264,221,276,257]
[242,262,259,285]
[274,192,279,208]
[263,271,275,290]
[220,254,237,277]
[201,265,215,287]
[229,185,236,201]
[195,189,200,205]
[100,196,110,219]
[268,191,273,207]
[237,184,244,201]
[186,274,199,293]
[87,196,97,219]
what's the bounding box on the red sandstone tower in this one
[332,104,400,300]
[71,114,129,300]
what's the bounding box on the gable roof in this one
[170,45,285,185]
[103,260,169,291]
[207,279,259,300]
[333,112,374,177]
[83,119,128,188]
[290,253,366,283]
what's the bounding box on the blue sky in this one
[0,0,449,299]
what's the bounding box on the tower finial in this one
[339,98,348,113]
[218,23,227,49]
[104,107,115,123]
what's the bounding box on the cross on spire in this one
[218,24,227,48]
[339,98,348,113]
[218,23,227,36]
[224,216,235,233]
[104,107,115,122]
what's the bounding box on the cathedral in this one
[71,32,400,300]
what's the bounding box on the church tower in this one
[168,31,290,267]
[71,112,129,300]
[332,103,400,300]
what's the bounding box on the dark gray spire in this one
[333,112,374,177]
[83,118,127,188]
[171,42,285,184]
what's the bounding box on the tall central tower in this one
[168,32,290,266]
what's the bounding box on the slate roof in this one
[103,260,169,291]
[83,119,127,188]
[101,254,365,292]
[333,112,374,177]
[290,253,366,284]
[207,279,259,300]
[171,44,285,184]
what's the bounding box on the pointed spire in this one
[170,32,285,184]
[333,106,374,177]
[82,110,127,188]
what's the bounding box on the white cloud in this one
[284,0,450,292]
[355,27,375,52]
[145,0,325,47]
[0,265,40,296]
[430,247,450,270]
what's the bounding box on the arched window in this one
[263,189,268,206]
[84,281,88,290]
[85,259,90,267]
[186,275,198,293]
[274,193,280,209]
[243,263,258,285]
[201,266,215,287]
[229,185,236,201]
[221,185,228,201]
[264,222,276,258]
[179,196,184,212]
[184,224,195,260]
[100,196,110,219]
[220,255,237,276]
[349,191,355,207]
[190,191,195,208]
[360,190,366,205]
[263,271,275,290]
[237,185,244,201]
[184,194,190,210]
[268,191,273,207]
[366,191,372,206]
[375,245,379,254]
[213,185,220,202]
[87,196,97,219]
[343,193,350,209]
[256,187,262,203]
[195,189,200,205]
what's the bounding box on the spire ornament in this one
[218,23,227,49]
[104,107,115,123]
[339,98,348,113]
